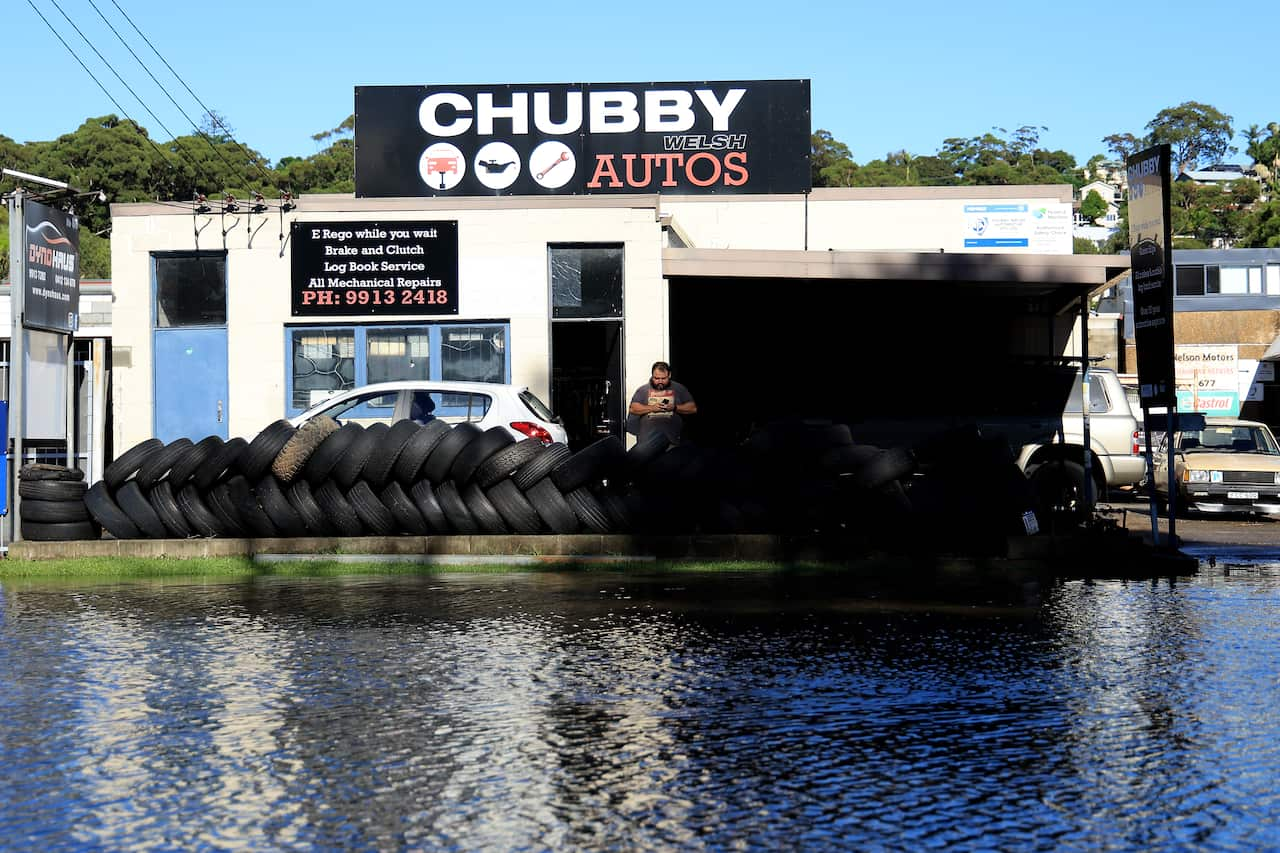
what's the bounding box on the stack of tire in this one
[17,464,98,541]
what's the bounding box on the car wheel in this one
[1027,460,1090,523]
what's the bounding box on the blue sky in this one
[3,0,1272,170]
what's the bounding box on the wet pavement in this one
[1104,492,1280,556]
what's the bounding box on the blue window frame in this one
[284,322,511,417]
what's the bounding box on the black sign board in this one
[1127,144,1175,406]
[355,80,811,198]
[291,221,458,316]
[22,200,80,333]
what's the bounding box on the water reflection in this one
[2,568,1280,849]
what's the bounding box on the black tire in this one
[361,419,422,488]
[19,479,88,501]
[525,479,580,534]
[177,484,225,537]
[254,476,308,537]
[379,482,430,535]
[450,427,515,486]
[21,498,91,523]
[347,481,398,535]
[20,463,85,482]
[485,480,543,533]
[462,482,509,534]
[237,420,297,482]
[193,437,249,490]
[393,420,452,484]
[314,480,364,537]
[205,483,250,538]
[822,444,882,475]
[286,479,334,536]
[167,435,225,487]
[624,434,669,474]
[551,436,626,493]
[331,422,388,488]
[21,520,98,541]
[436,481,480,533]
[851,447,916,490]
[422,423,483,485]
[409,480,450,532]
[135,438,194,490]
[115,480,169,539]
[83,481,143,539]
[1027,460,1096,524]
[599,492,636,533]
[512,442,572,492]
[565,486,612,533]
[227,474,282,538]
[104,438,163,489]
[149,481,194,538]
[475,438,546,489]
[272,416,340,483]
[304,423,363,485]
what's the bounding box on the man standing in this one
[628,361,697,445]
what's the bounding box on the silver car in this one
[288,381,568,445]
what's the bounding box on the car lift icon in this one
[426,156,458,190]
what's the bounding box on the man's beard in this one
[650,380,669,390]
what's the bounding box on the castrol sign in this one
[354,80,811,197]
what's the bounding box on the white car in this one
[289,381,569,445]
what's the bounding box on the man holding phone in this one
[628,360,697,445]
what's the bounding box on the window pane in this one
[1064,375,1110,414]
[550,245,623,318]
[1205,265,1221,294]
[1175,264,1204,296]
[1268,265,1280,295]
[1248,266,1264,294]
[441,325,506,384]
[1219,266,1247,294]
[291,330,355,409]
[156,254,226,327]
[367,330,430,384]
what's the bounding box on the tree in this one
[1146,101,1234,173]
[1102,133,1143,161]
[1073,236,1100,254]
[810,129,856,187]
[1080,189,1108,224]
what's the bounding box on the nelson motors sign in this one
[354,80,810,197]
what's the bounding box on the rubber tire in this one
[348,481,398,535]
[624,434,670,474]
[314,480,364,537]
[167,435,225,488]
[475,438,546,489]
[272,415,340,483]
[422,423,483,485]
[135,438,194,490]
[177,484,225,537]
[436,481,480,534]
[114,481,169,539]
[1027,460,1100,524]
[193,437,249,490]
[149,481,194,538]
[19,479,87,501]
[850,447,916,490]
[226,475,282,538]
[205,482,250,538]
[21,521,98,541]
[822,444,882,475]
[104,438,163,489]
[564,486,612,533]
[449,427,515,486]
[254,476,308,537]
[286,479,334,536]
[393,420,452,484]
[83,481,143,539]
[461,482,508,534]
[525,479,580,534]
[551,436,626,493]
[237,420,297,482]
[409,480,450,533]
[512,442,572,492]
[485,479,543,533]
[331,422,388,488]
[20,464,85,482]
[21,499,91,523]
[379,482,430,535]
[304,423,363,486]
[361,419,422,489]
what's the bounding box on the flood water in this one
[2,561,1280,850]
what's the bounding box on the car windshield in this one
[1177,425,1280,454]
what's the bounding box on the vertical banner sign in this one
[1126,144,1175,406]
[22,199,80,333]
[291,221,459,316]
[354,81,811,198]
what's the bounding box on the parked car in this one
[289,381,569,444]
[1153,417,1280,515]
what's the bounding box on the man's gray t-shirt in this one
[630,380,693,444]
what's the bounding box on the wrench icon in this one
[536,150,570,180]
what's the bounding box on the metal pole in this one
[7,188,26,540]
[66,334,75,472]
[1143,406,1159,547]
[1081,293,1093,512]
[1167,410,1177,547]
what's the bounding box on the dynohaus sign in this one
[354,80,811,198]
[22,199,80,334]
[1126,144,1175,407]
